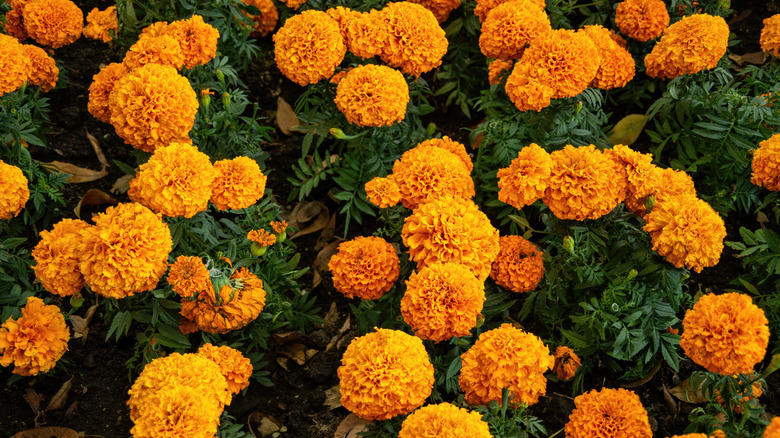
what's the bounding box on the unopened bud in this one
[330,127,346,139]
[644,195,655,214]
[762,353,780,379]
[250,242,268,257]
[627,269,638,281]
[215,69,225,85]
[70,292,84,310]
[221,92,231,109]
[575,101,583,115]
[563,235,575,255]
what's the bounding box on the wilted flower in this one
[407,0,462,23]
[328,236,400,300]
[270,220,287,236]
[565,387,652,437]
[83,6,117,43]
[490,235,544,293]
[614,0,669,42]
[377,2,448,77]
[0,296,69,376]
[273,10,346,86]
[338,329,434,420]
[478,0,551,61]
[167,256,211,298]
[198,344,253,395]
[399,403,491,438]
[0,160,30,220]
[210,156,267,211]
[680,293,769,375]
[242,0,278,37]
[752,133,780,191]
[167,15,220,69]
[22,0,83,48]
[0,34,31,97]
[334,64,409,127]
[122,34,185,70]
[365,176,402,208]
[87,62,128,123]
[23,44,58,92]
[459,323,554,406]
[552,346,581,381]
[497,143,552,210]
[488,59,513,85]
[474,0,544,22]
[581,25,635,90]
[33,219,91,296]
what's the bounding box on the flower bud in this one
[644,195,655,214]
[215,69,225,86]
[200,89,211,110]
[69,292,84,310]
[250,242,268,257]
[330,127,346,139]
[221,92,231,109]
[563,235,575,255]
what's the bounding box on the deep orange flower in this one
[488,59,513,85]
[0,296,69,376]
[628,166,697,216]
[552,346,581,381]
[0,160,29,220]
[614,0,669,42]
[32,219,91,296]
[210,156,267,211]
[420,136,473,172]
[490,235,544,293]
[765,417,780,438]
[280,0,307,9]
[128,142,215,218]
[87,62,128,123]
[242,0,278,37]
[22,0,83,48]
[23,44,58,92]
[273,10,346,86]
[752,133,780,191]
[338,9,386,60]
[399,403,491,438]
[0,34,31,97]
[270,220,287,235]
[247,229,276,247]
[377,2,448,77]
[82,6,117,43]
[474,0,544,22]
[198,343,253,395]
[407,0,461,23]
[167,255,211,298]
[504,62,555,111]
[478,0,551,61]
[338,329,434,420]
[3,7,28,42]
[670,435,709,438]
[680,293,769,375]
[565,387,652,437]
[604,144,661,210]
[140,21,170,38]
[582,25,635,90]
[365,176,402,208]
[123,34,185,70]
[328,236,400,300]
[167,15,220,69]
[761,14,780,57]
[459,323,554,406]
[334,64,409,127]
[497,143,552,210]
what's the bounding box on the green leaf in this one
[608,114,648,145]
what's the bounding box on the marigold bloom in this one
[552,346,580,381]
[504,62,554,112]
[167,256,211,298]
[338,329,434,420]
[391,143,475,209]
[23,44,58,92]
[339,10,386,59]
[670,435,708,438]
[32,219,91,296]
[130,385,222,438]
[108,64,198,152]
[490,235,544,293]
[497,143,552,210]
[140,21,170,38]
[488,59,513,85]
[22,0,83,48]
[629,166,698,216]
[0,34,31,97]
[565,387,652,437]
[0,297,69,376]
[82,6,117,43]
[273,10,346,86]
[479,0,551,61]
[420,136,473,172]
[644,14,729,80]
[79,203,172,299]
[752,133,780,191]
[0,160,29,220]
[399,403,491,438]
[334,64,409,127]
[614,0,669,42]
[474,0,544,22]
[242,0,278,37]
[280,0,306,9]
[365,176,402,208]
[766,417,780,438]
[582,25,635,90]
[328,236,400,300]
[87,62,128,123]
[377,2,448,77]
[123,34,185,70]
[270,220,287,235]
[643,194,725,272]
[679,293,769,375]
[3,7,28,41]
[210,156,267,210]
[459,323,553,406]
[761,15,780,57]
[167,15,220,69]
[128,142,215,218]
[248,229,276,248]
[407,0,461,23]
[604,144,661,210]
[543,145,625,221]
[198,344,253,395]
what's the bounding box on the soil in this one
[0,1,777,437]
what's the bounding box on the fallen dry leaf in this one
[291,208,330,240]
[311,241,340,289]
[248,412,286,438]
[42,161,108,184]
[729,52,767,67]
[608,114,648,146]
[276,342,307,366]
[12,427,82,438]
[70,303,98,341]
[334,413,373,438]
[73,189,118,219]
[65,401,78,418]
[315,212,337,251]
[323,302,339,327]
[84,129,109,170]
[323,384,342,410]
[276,96,300,136]
[668,376,708,404]
[24,388,44,414]
[110,174,133,194]
[295,201,323,224]
[46,377,73,411]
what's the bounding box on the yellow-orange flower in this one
[242,0,278,37]
[270,220,287,235]
[334,64,409,127]
[273,10,346,86]
[765,417,780,438]
[679,292,769,375]
[0,296,69,376]
[167,15,220,69]
[604,144,661,210]
[643,194,725,272]
[488,59,513,85]
[79,203,172,299]
[582,25,635,90]
[128,142,215,218]
[407,0,461,23]
[3,7,28,42]
[23,44,58,92]
[0,160,29,220]
[552,346,580,381]
[0,34,31,97]
[490,235,544,293]
[365,176,402,208]
[22,0,83,48]
[140,21,170,38]
[108,64,198,152]
[504,62,555,111]
[497,143,552,210]
[280,0,307,9]
[82,6,117,43]
[123,34,185,70]
[167,256,211,298]
[761,14,780,58]
[614,0,669,42]
[670,435,709,438]
[479,0,551,61]
[32,219,91,296]
[459,323,553,406]
[198,343,253,395]
[87,62,128,123]
[399,403,491,438]
[474,0,544,22]
[377,2,448,77]
[565,387,652,437]
[210,156,267,210]
[420,136,473,172]
[644,14,729,80]
[328,236,400,300]
[628,166,698,216]
[339,10,386,60]
[752,133,780,191]
[248,229,276,247]
[401,262,485,342]
[338,329,434,420]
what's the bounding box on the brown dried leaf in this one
[42,161,108,183]
[46,377,73,411]
[248,412,284,438]
[662,384,678,414]
[323,384,342,410]
[295,201,323,223]
[742,51,767,66]
[323,302,339,326]
[272,331,302,343]
[24,388,44,414]
[276,96,300,136]
[73,189,118,219]
[65,401,78,418]
[70,304,97,341]
[12,427,82,438]
[669,377,708,404]
[311,241,340,289]
[84,129,108,170]
[315,212,337,251]
[334,413,373,438]
[291,209,330,240]
[276,342,307,366]
[110,174,133,194]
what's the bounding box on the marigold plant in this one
[552,346,581,381]
[247,229,276,247]
[167,255,211,298]
[497,143,552,210]
[82,6,117,43]
[22,0,83,48]
[478,0,551,61]
[761,14,780,57]
[0,297,69,376]
[582,25,635,90]
[129,385,222,438]
[334,64,409,127]
[167,15,220,69]
[459,323,554,406]
[474,0,544,22]
[210,156,267,211]
[328,236,400,300]
[87,62,128,123]
[273,10,346,86]
[565,387,652,437]
[407,0,462,23]
[280,0,307,9]
[0,34,31,97]
[420,136,473,171]
[123,34,185,70]
[490,235,544,293]
[23,44,58,92]
[338,9,386,60]
[377,2,448,77]
[365,176,402,208]
[242,0,278,37]
[752,133,780,191]
[32,219,91,296]
[338,329,434,420]
[198,343,253,395]
[398,403,491,438]
[0,160,30,220]
[679,292,769,375]
[614,0,669,42]
[766,417,780,438]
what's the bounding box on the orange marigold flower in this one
[604,144,662,208]
[399,403,491,438]
[474,0,544,22]
[87,62,127,123]
[365,176,402,208]
[614,0,669,42]
[167,15,220,69]
[565,387,652,437]
[552,346,581,381]
[0,296,69,376]
[643,194,725,272]
[22,0,83,48]
[273,10,346,86]
[247,229,276,247]
[0,160,29,220]
[391,142,475,209]
[32,219,91,297]
[340,10,386,60]
[377,2,448,77]
[504,62,555,111]
[242,0,278,38]
[23,44,58,92]
[128,142,215,218]
[488,59,513,85]
[490,235,544,293]
[280,0,307,9]
[210,156,267,211]
[0,34,31,97]
[644,14,729,80]
[627,166,698,216]
[582,25,635,90]
[761,14,780,57]
[3,7,28,42]
[670,435,709,438]
[79,203,172,299]
[407,0,461,23]
[108,64,198,152]
[270,220,287,235]
[401,262,485,342]
[752,133,780,191]
[338,329,434,420]
[712,431,727,438]
[766,417,780,438]
[82,6,117,43]
[542,145,625,221]
[198,343,253,395]
[334,64,409,127]
[167,255,211,298]
[479,0,551,61]
[403,196,499,280]
[459,323,554,406]
[140,21,170,38]
[420,136,473,172]
[328,236,400,300]
[123,34,185,70]
[679,292,769,375]
[497,143,552,210]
